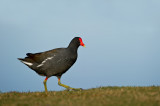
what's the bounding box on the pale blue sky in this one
[0,0,160,92]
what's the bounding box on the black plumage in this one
[18,37,85,92]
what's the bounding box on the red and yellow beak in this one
[81,43,85,47]
[79,38,86,47]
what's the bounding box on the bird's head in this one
[68,37,85,49]
[79,37,85,47]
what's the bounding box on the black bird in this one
[18,37,85,92]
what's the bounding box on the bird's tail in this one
[18,58,24,61]
[18,58,33,66]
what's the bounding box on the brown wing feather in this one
[25,49,60,63]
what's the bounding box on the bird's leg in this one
[57,77,82,91]
[43,77,48,92]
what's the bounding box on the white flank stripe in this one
[22,61,33,66]
[37,56,54,67]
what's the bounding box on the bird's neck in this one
[67,43,79,53]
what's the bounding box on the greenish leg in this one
[57,77,82,91]
[43,77,48,92]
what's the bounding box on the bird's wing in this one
[25,48,63,63]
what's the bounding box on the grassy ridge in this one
[0,86,160,106]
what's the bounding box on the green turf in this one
[0,86,160,106]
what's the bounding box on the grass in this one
[0,86,160,106]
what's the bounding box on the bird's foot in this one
[66,88,83,91]
[58,81,83,91]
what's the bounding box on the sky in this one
[0,0,160,92]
